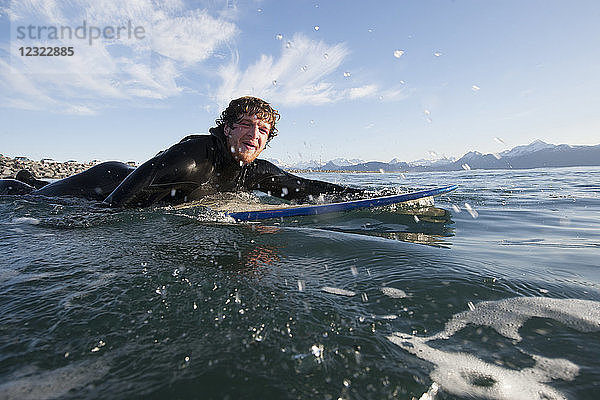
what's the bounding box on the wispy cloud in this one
[2,0,236,113]
[347,84,378,99]
[1,1,407,114]
[214,33,349,107]
[214,34,408,108]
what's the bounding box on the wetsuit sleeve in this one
[103,142,211,207]
[246,159,364,202]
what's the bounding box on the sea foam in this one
[388,296,600,399]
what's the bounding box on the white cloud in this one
[151,9,237,65]
[2,0,236,113]
[214,33,350,107]
[213,34,408,108]
[2,1,407,114]
[348,84,378,99]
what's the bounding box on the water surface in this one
[1,167,599,399]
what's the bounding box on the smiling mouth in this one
[241,142,257,151]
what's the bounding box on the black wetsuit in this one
[1,127,361,207]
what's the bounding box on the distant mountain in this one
[322,160,410,172]
[279,140,600,172]
[499,139,556,158]
[409,157,455,167]
[438,142,600,171]
[264,158,289,169]
[331,157,365,166]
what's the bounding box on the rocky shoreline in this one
[0,155,137,180]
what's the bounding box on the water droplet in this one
[311,344,324,359]
[343,71,351,77]
[462,163,471,170]
[286,41,292,48]
[434,51,442,57]
[472,84,481,91]
[257,8,262,12]
[379,168,384,174]
[424,109,431,115]
[323,53,328,59]
[413,215,420,223]
[314,25,320,31]
[297,280,305,291]
[193,302,197,310]
[381,287,407,298]
[361,293,369,302]
[184,356,190,362]
[350,266,358,276]
[464,202,479,218]
[468,301,476,310]
[301,65,308,72]
[276,33,283,40]
[393,49,405,58]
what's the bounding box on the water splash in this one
[381,287,408,298]
[388,296,600,399]
[432,297,600,341]
[11,217,40,225]
[321,287,356,296]
[464,202,479,218]
[389,332,578,400]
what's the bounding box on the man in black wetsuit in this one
[1,96,361,207]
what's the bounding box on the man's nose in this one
[248,124,261,138]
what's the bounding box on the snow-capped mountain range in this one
[269,140,600,172]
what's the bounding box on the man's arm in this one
[245,159,364,202]
[103,141,210,207]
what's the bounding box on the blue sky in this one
[1,0,599,164]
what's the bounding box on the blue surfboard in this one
[228,185,457,221]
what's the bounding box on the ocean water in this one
[1,166,599,400]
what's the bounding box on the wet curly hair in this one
[215,96,280,142]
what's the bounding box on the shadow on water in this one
[271,205,456,248]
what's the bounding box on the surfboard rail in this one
[228,184,458,221]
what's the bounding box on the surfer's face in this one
[225,113,271,164]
